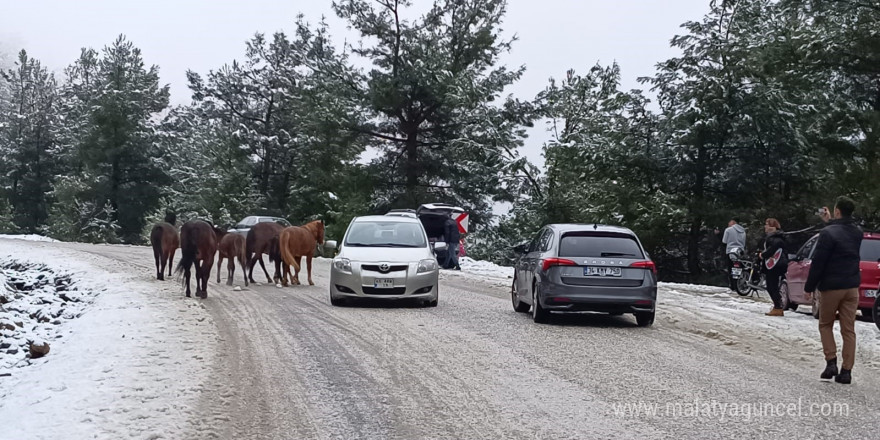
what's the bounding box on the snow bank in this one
[456,256,513,280]
[0,239,219,439]
[1,261,97,369]
[0,234,60,242]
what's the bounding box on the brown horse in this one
[174,220,218,298]
[246,222,299,284]
[279,220,325,286]
[149,213,179,280]
[217,233,248,286]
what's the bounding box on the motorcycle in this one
[729,248,767,297]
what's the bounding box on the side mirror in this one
[324,240,337,250]
[434,242,448,252]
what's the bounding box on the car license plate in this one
[374,278,394,289]
[865,290,877,298]
[584,267,621,277]
[731,268,742,279]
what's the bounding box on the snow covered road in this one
[3,239,880,439]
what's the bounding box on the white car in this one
[330,215,444,307]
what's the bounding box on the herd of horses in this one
[149,213,325,298]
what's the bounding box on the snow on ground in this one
[452,258,880,372]
[0,239,219,440]
[1,261,98,369]
[0,234,60,242]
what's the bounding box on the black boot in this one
[835,368,852,384]
[821,358,838,379]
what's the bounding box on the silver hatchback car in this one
[330,216,443,307]
[511,224,658,326]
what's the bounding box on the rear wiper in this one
[601,252,637,257]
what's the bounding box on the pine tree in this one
[331,0,532,221]
[0,50,60,233]
[54,36,170,244]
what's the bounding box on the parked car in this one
[511,224,658,326]
[385,209,417,218]
[228,216,292,237]
[228,216,337,256]
[782,231,880,320]
[329,215,443,307]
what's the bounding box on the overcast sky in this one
[1,0,709,167]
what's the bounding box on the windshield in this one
[345,221,428,248]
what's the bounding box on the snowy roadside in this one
[450,258,880,371]
[0,234,61,243]
[0,239,220,440]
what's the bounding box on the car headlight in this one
[333,258,352,273]
[417,259,438,273]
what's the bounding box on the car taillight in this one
[542,258,577,272]
[631,260,657,274]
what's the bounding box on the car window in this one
[558,232,645,258]
[527,229,545,253]
[539,229,554,252]
[244,217,257,226]
[344,221,427,248]
[801,236,819,259]
[860,239,880,262]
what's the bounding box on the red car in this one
[782,232,880,320]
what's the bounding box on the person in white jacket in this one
[722,217,746,289]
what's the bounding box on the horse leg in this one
[307,255,314,286]
[153,245,163,281]
[227,256,235,286]
[203,255,215,297]
[184,267,192,298]
[258,255,272,284]
[293,256,302,285]
[216,255,223,284]
[247,254,258,284]
[167,248,176,277]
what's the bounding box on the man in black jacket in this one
[805,196,862,384]
[443,213,461,270]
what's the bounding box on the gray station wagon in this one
[511,224,658,326]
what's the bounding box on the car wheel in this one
[425,297,438,308]
[811,292,820,319]
[858,308,874,322]
[531,283,550,324]
[873,297,880,330]
[635,312,655,327]
[511,278,530,313]
[779,281,791,310]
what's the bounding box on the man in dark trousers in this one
[443,213,461,270]
[804,196,862,384]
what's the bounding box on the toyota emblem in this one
[379,263,390,272]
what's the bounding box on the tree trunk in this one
[405,129,419,206]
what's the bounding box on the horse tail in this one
[238,236,248,270]
[279,229,302,272]
[174,231,197,282]
[150,225,164,270]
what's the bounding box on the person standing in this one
[805,197,862,384]
[443,213,461,270]
[761,218,788,316]
[722,218,746,289]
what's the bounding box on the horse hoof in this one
[309,281,315,286]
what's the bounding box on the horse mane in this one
[302,220,325,245]
[164,212,177,225]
